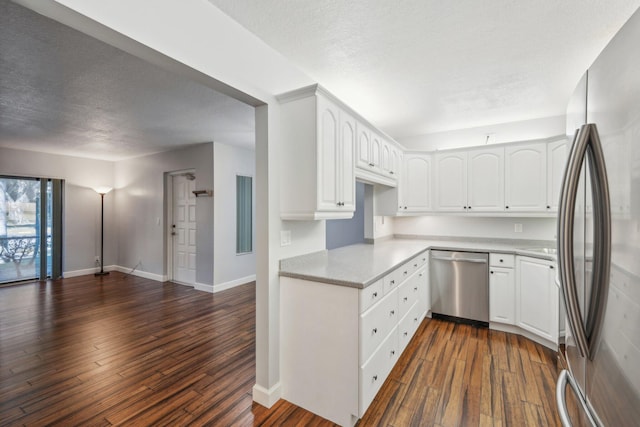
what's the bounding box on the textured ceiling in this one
[0,0,255,161]
[207,0,640,138]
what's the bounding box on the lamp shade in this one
[93,186,113,195]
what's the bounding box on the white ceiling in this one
[0,0,255,161]
[207,0,640,138]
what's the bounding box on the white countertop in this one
[279,238,557,288]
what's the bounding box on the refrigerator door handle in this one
[558,125,590,358]
[556,369,598,427]
[583,124,611,358]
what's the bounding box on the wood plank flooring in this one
[0,272,561,426]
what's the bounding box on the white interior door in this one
[172,173,196,285]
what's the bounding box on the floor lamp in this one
[94,186,112,276]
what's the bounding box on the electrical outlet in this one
[280,230,291,247]
[95,256,100,265]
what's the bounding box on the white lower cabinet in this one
[515,256,559,344]
[490,267,515,324]
[489,253,515,324]
[280,250,429,427]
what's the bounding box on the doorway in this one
[0,176,63,284]
[169,171,197,286]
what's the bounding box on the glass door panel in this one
[0,177,54,284]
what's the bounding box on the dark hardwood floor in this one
[0,272,561,426]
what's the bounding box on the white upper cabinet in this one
[278,86,356,220]
[434,151,467,212]
[356,125,372,170]
[339,110,357,211]
[316,95,356,213]
[370,133,382,172]
[403,153,432,212]
[467,146,505,212]
[546,138,568,212]
[355,125,399,186]
[317,97,340,211]
[505,142,547,212]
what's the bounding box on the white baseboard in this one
[63,265,167,282]
[63,265,117,278]
[194,282,214,293]
[252,382,281,408]
[213,274,256,293]
[113,265,167,282]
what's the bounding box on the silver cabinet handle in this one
[556,370,597,427]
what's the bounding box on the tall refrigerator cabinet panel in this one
[557,6,640,426]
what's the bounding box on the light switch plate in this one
[280,230,291,246]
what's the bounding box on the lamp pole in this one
[94,187,111,276]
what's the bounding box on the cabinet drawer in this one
[398,273,421,319]
[383,269,400,295]
[360,288,398,362]
[490,253,515,268]
[359,326,398,416]
[360,279,384,313]
[414,251,429,269]
[398,301,423,354]
[397,261,413,285]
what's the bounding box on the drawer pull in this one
[390,280,395,284]
[414,317,418,322]
[490,271,494,274]
[372,292,378,298]
[500,259,504,263]
[414,286,418,291]
[419,273,423,277]
[403,332,408,337]
[404,270,408,275]
[372,328,378,334]
[414,263,418,267]
[391,350,396,356]
[390,310,395,316]
[403,297,408,302]
[373,375,378,382]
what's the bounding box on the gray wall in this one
[326,181,365,250]
[213,142,256,287]
[114,143,214,285]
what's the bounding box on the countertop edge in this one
[279,239,557,289]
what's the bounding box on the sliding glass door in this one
[0,176,63,284]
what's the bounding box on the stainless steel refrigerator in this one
[557,6,640,426]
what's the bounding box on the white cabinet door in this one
[467,146,504,212]
[381,142,391,175]
[390,147,401,179]
[356,124,371,170]
[317,96,340,211]
[505,143,547,212]
[434,151,467,212]
[339,111,356,211]
[490,266,515,324]
[370,133,382,173]
[516,257,558,343]
[403,153,432,212]
[547,138,567,212]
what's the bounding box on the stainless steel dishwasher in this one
[430,250,489,325]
